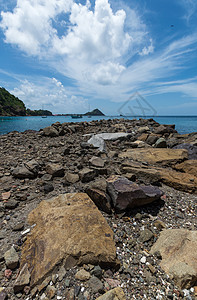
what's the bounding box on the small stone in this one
[44,183,54,194]
[0,290,8,300]
[58,266,66,281]
[153,220,166,231]
[89,156,105,168]
[90,266,102,279]
[12,222,24,231]
[65,279,70,287]
[46,285,57,299]
[4,200,18,209]
[37,276,51,292]
[148,264,156,274]
[64,173,79,184]
[75,269,91,281]
[46,164,64,177]
[79,168,96,183]
[139,229,154,243]
[140,256,146,264]
[4,269,12,279]
[1,192,10,200]
[88,276,104,293]
[155,138,167,148]
[4,246,19,269]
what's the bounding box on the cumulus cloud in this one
[11,78,88,113]
[139,39,154,56]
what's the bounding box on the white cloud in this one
[11,78,88,113]
[139,39,154,56]
[179,0,197,23]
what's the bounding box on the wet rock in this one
[4,246,19,269]
[151,229,197,288]
[46,163,64,177]
[89,156,105,168]
[42,126,59,137]
[88,276,104,293]
[12,166,35,179]
[119,148,188,166]
[19,193,117,287]
[75,269,90,281]
[155,138,167,148]
[107,175,163,212]
[14,263,30,293]
[79,168,96,183]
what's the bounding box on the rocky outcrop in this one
[20,193,117,287]
[150,229,197,289]
[107,176,163,212]
[119,148,188,166]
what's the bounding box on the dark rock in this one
[107,176,163,212]
[146,135,158,145]
[90,266,102,279]
[14,263,30,293]
[0,290,8,300]
[4,200,18,209]
[89,156,105,168]
[12,222,24,231]
[139,229,154,243]
[79,168,96,183]
[86,188,112,214]
[43,183,54,193]
[155,138,167,148]
[25,159,40,175]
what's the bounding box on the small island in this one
[84,108,105,116]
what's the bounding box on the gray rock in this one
[12,166,35,179]
[146,135,158,145]
[139,229,154,243]
[96,132,129,141]
[25,159,40,174]
[173,143,197,160]
[43,183,54,193]
[90,266,102,279]
[64,172,79,184]
[89,156,105,168]
[88,276,104,293]
[4,200,18,209]
[4,246,19,269]
[0,290,8,300]
[88,135,106,152]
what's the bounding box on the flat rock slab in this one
[107,175,163,212]
[20,193,117,287]
[121,161,197,193]
[119,148,188,166]
[174,160,197,176]
[151,229,197,288]
[88,133,129,152]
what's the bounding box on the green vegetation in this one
[84,108,105,116]
[26,109,52,116]
[0,87,52,116]
[0,87,26,116]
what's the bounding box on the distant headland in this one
[0,87,105,117]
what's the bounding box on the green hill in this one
[0,87,26,116]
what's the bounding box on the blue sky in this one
[0,0,197,115]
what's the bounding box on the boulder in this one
[86,188,112,214]
[174,160,197,176]
[87,133,129,152]
[154,125,176,135]
[42,126,59,137]
[173,143,197,160]
[146,134,158,145]
[20,193,117,287]
[25,159,40,175]
[88,135,106,152]
[95,287,126,300]
[107,176,163,212]
[150,229,197,288]
[64,172,79,184]
[119,148,188,166]
[120,161,197,193]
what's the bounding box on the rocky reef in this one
[0,118,196,299]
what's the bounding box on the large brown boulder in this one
[119,148,188,166]
[174,160,197,176]
[20,193,117,287]
[106,175,163,212]
[150,229,197,288]
[121,161,197,193]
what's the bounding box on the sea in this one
[0,115,197,135]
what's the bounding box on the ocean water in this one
[0,115,197,135]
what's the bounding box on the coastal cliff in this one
[0,87,26,116]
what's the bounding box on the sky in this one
[0,0,197,115]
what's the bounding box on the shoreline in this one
[0,118,196,299]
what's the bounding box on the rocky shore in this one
[0,118,196,300]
